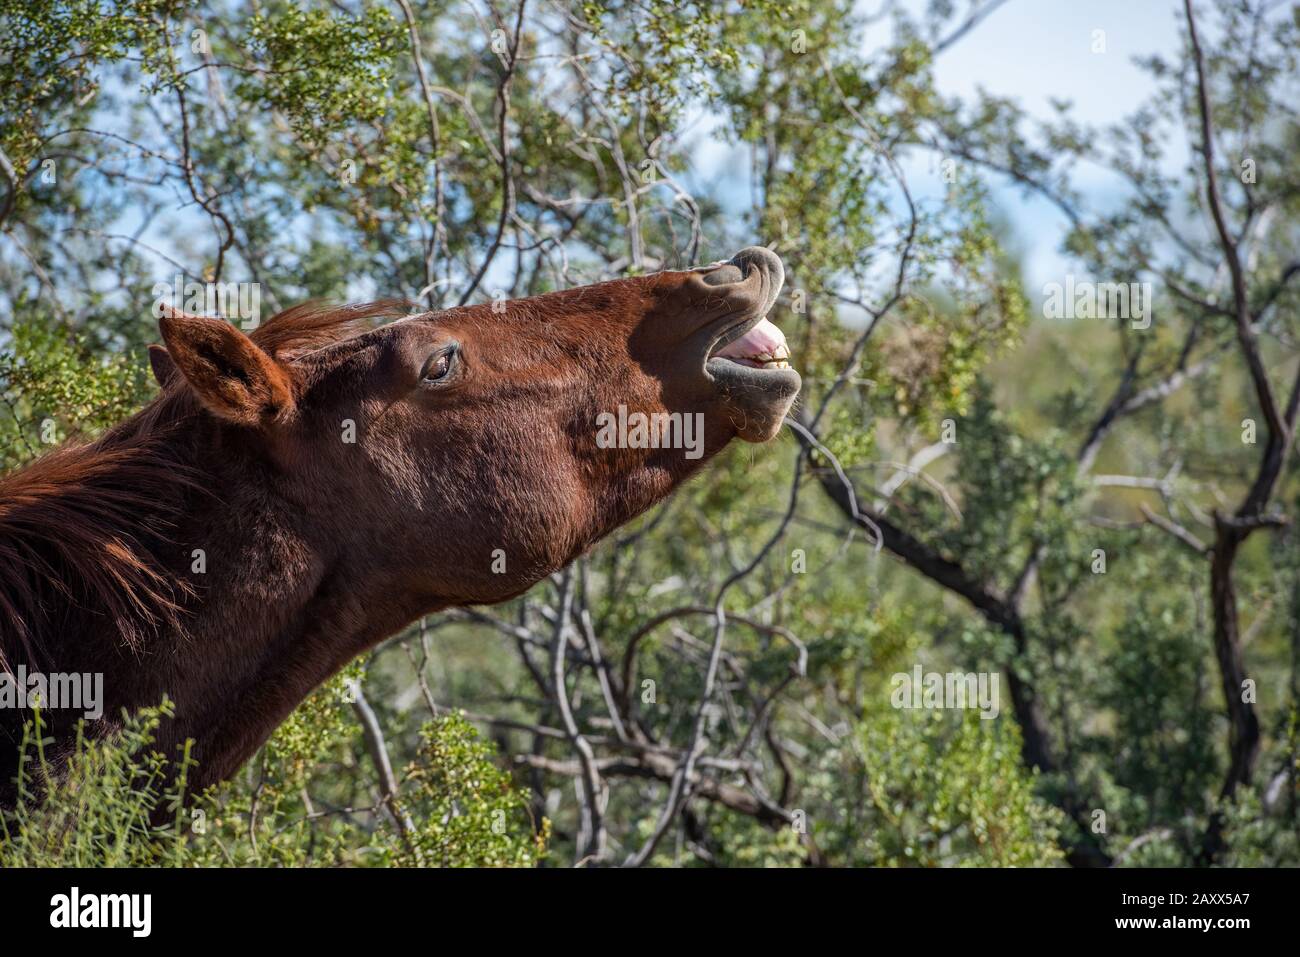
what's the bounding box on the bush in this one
[0,691,547,868]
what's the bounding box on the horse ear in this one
[157,309,294,426]
[148,344,178,388]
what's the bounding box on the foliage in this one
[0,317,153,469]
[394,712,549,867]
[852,710,1066,867]
[0,688,546,868]
[0,702,196,867]
[2,0,1299,869]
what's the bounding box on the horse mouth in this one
[701,246,798,380]
[704,312,801,411]
[699,247,802,441]
[707,315,793,371]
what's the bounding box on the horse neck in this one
[0,418,368,786]
[140,432,447,786]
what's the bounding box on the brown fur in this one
[0,253,797,796]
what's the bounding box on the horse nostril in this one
[700,246,784,289]
[727,246,783,289]
[699,246,784,319]
[701,263,744,286]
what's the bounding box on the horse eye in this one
[422,350,453,382]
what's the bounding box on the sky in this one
[60,1,1194,311]
[915,0,1186,287]
[690,0,1189,292]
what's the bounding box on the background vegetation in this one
[1,0,1297,867]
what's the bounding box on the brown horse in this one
[0,246,799,797]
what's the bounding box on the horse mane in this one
[247,298,416,361]
[0,298,416,675]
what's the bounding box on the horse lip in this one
[702,307,795,383]
[700,246,786,367]
[703,308,801,399]
[704,352,801,444]
[706,311,766,359]
[705,354,801,389]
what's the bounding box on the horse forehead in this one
[383,271,683,344]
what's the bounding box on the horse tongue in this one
[715,317,788,360]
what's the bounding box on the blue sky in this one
[690,1,1189,290]
[76,2,1194,308]
[915,0,1186,286]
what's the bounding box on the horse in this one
[0,246,799,798]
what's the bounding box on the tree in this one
[1,0,1297,867]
